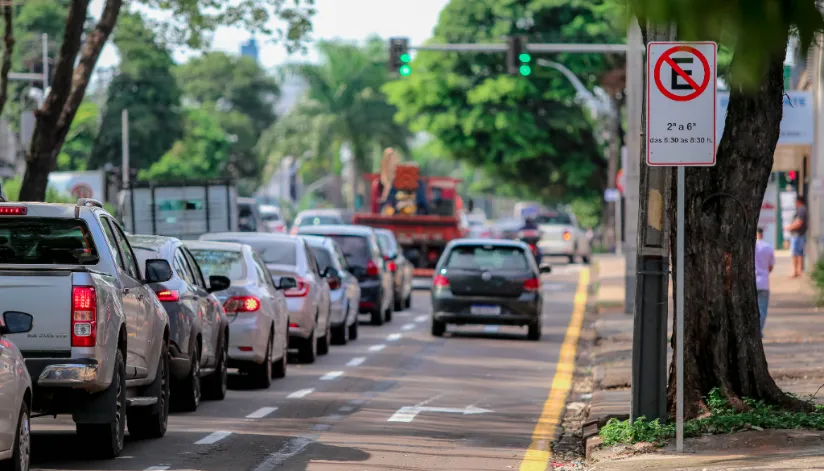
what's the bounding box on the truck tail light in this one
[156,289,179,302]
[523,277,540,292]
[284,278,310,297]
[563,230,572,241]
[224,296,261,314]
[71,286,97,347]
[366,261,380,277]
[433,275,450,287]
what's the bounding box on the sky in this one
[92,0,450,70]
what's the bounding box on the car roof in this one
[297,208,345,216]
[184,240,246,252]
[448,238,527,248]
[297,224,374,236]
[127,234,179,250]
[200,232,295,242]
[0,202,108,219]
[301,234,333,246]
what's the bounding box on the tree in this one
[139,107,230,182]
[89,12,182,171]
[175,52,280,184]
[628,0,824,417]
[56,100,99,171]
[383,0,621,205]
[18,0,316,201]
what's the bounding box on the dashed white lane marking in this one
[195,431,232,445]
[246,407,278,419]
[320,371,344,380]
[483,325,500,333]
[312,423,332,431]
[401,323,415,331]
[349,399,367,405]
[368,344,386,352]
[386,333,402,341]
[287,388,315,399]
[346,357,365,367]
[339,405,355,412]
[325,414,344,421]
[145,467,170,470]
[388,406,419,423]
[414,315,427,323]
[252,434,318,471]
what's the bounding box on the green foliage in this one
[57,101,100,171]
[1,177,73,203]
[383,0,621,205]
[600,389,824,447]
[811,258,824,306]
[90,12,183,171]
[569,197,601,229]
[139,107,231,182]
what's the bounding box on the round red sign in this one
[653,45,711,102]
[71,183,93,199]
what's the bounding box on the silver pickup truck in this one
[0,199,173,458]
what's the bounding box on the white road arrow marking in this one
[287,388,314,399]
[346,356,366,367]
[320,371,344,380]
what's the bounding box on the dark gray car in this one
[128,235,232,411]
[430,239,551,341]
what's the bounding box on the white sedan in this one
[535,211,591,264]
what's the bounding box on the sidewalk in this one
[584,252,824,469]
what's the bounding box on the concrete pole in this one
[624,17,643,314]
[809,36,823,265]
[121,109,129,188]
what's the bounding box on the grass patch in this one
[600,389,824,446]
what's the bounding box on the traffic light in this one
[389,37,411,76]
[507,36,531,76]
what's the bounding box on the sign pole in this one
[676,165,685,452]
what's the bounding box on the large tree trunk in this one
[666,37,810,418]
[19,0,122,202]
[0,3,15,118]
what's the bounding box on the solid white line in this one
[401,323,415,331]
[287,388,315,399]
[325,414,344,421]
[320,370,344,380]
[483,325,499,333]
[252,435,318,471]
[145,467,170,471]
[246,407,278,419]
[339,405,355,412]
[195,431,232,445]
[386,333,402,341]
[346,356,366,367]
[368,344,386,352]
[414,315,427,323]
[388,406,420,423]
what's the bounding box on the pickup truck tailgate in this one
[2,270,73,352]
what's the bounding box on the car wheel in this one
[272,331,288,379]
[371,307,384,326]
[527,322,542,341]
[1,402,30,471]
[127,342,170,439]
[318,319,331,355]
[203,341,228,400]
[175,348,201,412]
[405,293,412,309]
[348,318,359,340]
[431,319,446,337]
[582,255,591,265]
[568,255,575,264]
[332,318,349,346]
[77,348,126,458]
[253,333,273,389]
[385,296,394,323]
[298,327,317,363]
[394,293,403,312]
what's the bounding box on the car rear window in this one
[445,245,529,271]
[308,246,335,272]
[535,213,572,225]
[321,235,369,267]
[376,233,397,255]
[221,239,296,265]
[298,215,341,226]
[190,249,247,281]
[0,218,99,265]
[261,212,280,222]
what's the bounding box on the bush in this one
[812,258,824,306]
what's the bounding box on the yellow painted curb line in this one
[519,267,590,471]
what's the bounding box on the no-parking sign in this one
[647,42,717,166]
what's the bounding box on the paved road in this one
[30,262,588,471]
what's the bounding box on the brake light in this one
[71,286,97,347]
[433,275,450,287]
[327,277,341,290]
[524,277,540,291]
[563,230,572,241]
[0,206,27,215]
[224,296,261,313]
[289,322,300,328]
[285,277,310,297]
[387,261,397,273]
[156,289,179,302]
[366,261,380,277]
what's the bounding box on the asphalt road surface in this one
[30,262,589,471]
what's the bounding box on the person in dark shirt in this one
[519,217,538,232]
[787,195,808,278]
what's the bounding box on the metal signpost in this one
[646,41,717,452]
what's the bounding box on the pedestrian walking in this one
[787,195,808,278]
[755,227,775,337]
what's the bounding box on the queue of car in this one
[0,199,416,470]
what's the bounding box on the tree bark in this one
[19,0,122,202]
[0,4,15,118]
[666,36,811,418]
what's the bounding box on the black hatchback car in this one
[430,239,550,341]
[128,235,232,411]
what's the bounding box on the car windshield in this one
[189,249,247,281]
[445,245,529,271]
[321,235,369,267]
[0,218,99,265]
[534,213,572,225]
[211,238,297,265]
[376,233,397,255]
[308,245,335,273]
[298,215,341,226]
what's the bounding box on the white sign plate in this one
[716,91,813,145]
[647,42,718,166]
[604,188,620,202]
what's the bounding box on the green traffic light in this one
[400,53,411,63]
[519,65,532,76]
[519,53,531,63]
[399,64,412,76]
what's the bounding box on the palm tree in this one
[258,38,411,208]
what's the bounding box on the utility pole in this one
[121,109,129,188]
[630,22,675,424]
[625,18,644,313]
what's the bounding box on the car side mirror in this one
[277,276,297,291]
[208,275,231,293]
[144,259,173,283]
[1,311,33,335]
[539,265,552,274]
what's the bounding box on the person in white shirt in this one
[755,228,776,338]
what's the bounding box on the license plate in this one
[471,305,501,315]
